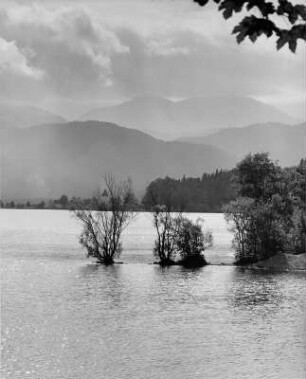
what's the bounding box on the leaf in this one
[232,16,276,44]
[193,0,210,6]
[288,37,297,53]
[246,0,275,17]
[219,0,244,20]
[276,33,289,50]
[219,1,234,19]
[293,24,306,41]
[288,11,298,24]
[249,33,258,43]
[232,24,247,43]
[295,5,306,22]
[223,6,233,19]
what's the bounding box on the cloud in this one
[146,34,194,56]
[108,26,303,105]
[47,7,129,85]
[0,0,304,115]
[0,37,44,79]
[0,5,129,93]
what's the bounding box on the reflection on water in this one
[1,210,306,379]
[229,268,282,311]
[79,262,102,277]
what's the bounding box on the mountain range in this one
[0,103,66,129]
[1,98,303,201]
[180,122,305,167]
[80,95,296,140]
[1,121,235,200]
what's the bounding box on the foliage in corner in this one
[193,0,306,52]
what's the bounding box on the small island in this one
[249,252,306,271]
[152,205,212,267]
[223,153,306,272]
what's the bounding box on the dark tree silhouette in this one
[152,205,178,266]
[223,153,306,265]
[152,206,213,267]
[142,170,237,212]
[175,216,212,267]
[73,175,136,265]
[59,194,69,208]
[193,0,306,52]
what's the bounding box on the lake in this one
[1,210,305,379]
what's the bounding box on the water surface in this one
[1,210,305,379]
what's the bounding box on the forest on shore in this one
[3,158,304,218]
[1,169,237,212]
[2,154,305,267]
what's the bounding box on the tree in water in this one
[73,175,136,265]
[224,196,287,264]
[193,0,306,52]
[152,206,212,267]
[224,153,305,265]
[175,215,213,267]
[152,205,179,266]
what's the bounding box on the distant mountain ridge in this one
[0,103,66,129]
[80,95,296,140]
[1,120,235,200]
[180,122,305,166]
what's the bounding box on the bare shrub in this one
[73,175,136,265]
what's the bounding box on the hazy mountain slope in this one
[80,95,295,139]
[0,103,65,129]
[80,96,176,138]
[1,121,235,200]
[180,123,305,166]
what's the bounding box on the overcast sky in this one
[0,0,304,118]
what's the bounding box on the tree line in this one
[1,169,237,212]
[72,154,305,268]
[142,169,237,212]
[2,153,305,267]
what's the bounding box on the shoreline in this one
[248,253,306,272]
[98,257,306,272]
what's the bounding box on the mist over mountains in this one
[180,122,305,167]
[1,121,235,200]
[0,103,65,129]
[80,95,296,140]
[0,96,303,201]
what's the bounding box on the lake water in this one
[1,210,305,379]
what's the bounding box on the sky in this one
[0,0,304,118]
